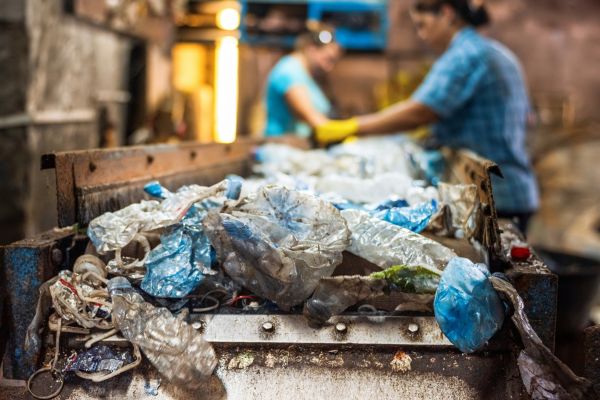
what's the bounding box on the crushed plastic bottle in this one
[203,185,350,310]
[108,277,217,387]
[342,209,456,271]
[433,257,505,353]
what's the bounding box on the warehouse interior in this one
[1,1,599,399]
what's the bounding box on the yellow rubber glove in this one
[315,118,359,145]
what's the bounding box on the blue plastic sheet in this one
[372,199,437,233]
[434,257,505,353]
[334,199,437,233]
[141,179,241,298]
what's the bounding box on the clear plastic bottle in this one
[108,277,216,388]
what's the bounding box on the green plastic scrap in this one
[370,265,441,294]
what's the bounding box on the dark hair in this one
[413,0,490,27]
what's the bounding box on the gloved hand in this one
[315,118,359,145]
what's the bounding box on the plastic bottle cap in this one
[511,245,531,261]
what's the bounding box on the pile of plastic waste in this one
[25,137,590,399]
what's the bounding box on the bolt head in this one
[408,323,419,333]
[335,322,347,333]
[262,321,274,332]
[192,322,203,330]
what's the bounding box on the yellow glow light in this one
[172,44,205,93]
[214,36,239,143]
[216,8,240,31]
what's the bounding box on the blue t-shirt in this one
[264,55,331,137]
[412,27,539,213]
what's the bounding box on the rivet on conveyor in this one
[262,321,274,333]
[335,322,348,334]
[408,323,420,334]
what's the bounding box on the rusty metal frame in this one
[41,139,259,228]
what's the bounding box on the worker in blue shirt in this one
[264,25,343,138]
[316,0,539,232]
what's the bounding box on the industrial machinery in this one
[0,139,584,399]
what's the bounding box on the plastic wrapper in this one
[203,185,350,310]
[371,199,438,233]
[108,277,217,388]
[304,266,437,326]
[65,345,133,373]
[433,257,505,353]
[342,209,456,271]
[489,275,592,400]
[88,180,234,254]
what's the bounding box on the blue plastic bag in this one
[372,199,437,233]
[434,257,505,353]
[140,179,241,298]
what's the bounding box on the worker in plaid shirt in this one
[316,0,539,232]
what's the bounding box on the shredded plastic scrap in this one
[203,185,350,310]
[342,209,455,271]
[433,257,505,353]
[49,270,112,330]
[109,277,216,388]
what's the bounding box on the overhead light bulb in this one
[216,8,240,31]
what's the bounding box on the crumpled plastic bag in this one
[433,257,505,353]
[139,179,242,298]
[88,180,236,254]
[342,209,455,271]
[203,185,350,310]
[489,275,592,400]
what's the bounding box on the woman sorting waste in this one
[264,23,343,138]
[315,0,539,233]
